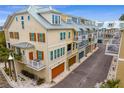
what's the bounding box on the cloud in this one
[0,19,5,26]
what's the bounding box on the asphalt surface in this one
[53,44,113,88]
[0,70,11,88]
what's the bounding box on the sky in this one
[0,5,124,26]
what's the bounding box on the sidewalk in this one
[107,56,118,80]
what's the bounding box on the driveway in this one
[0,69,11,88]
[53,45,113,88]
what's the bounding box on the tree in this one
[0,46,9,70]
[100,79,120,88]
[119,14,124,21]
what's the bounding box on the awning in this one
[12,42,34,49]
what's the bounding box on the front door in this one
[29,52,33,60]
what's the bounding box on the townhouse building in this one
[4,6,98,83]
[102,21,124,87]
[97,21,120,44]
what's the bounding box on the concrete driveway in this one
[53,45,113,88]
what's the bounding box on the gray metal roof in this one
[4,6,98,32]
[12,42,34,49]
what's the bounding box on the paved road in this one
[0,69,11,88]
[53,45,113,88]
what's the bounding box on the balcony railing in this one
[105,31,121,56]
[67,50,72,55]
[74,35,88,42]
[26,59,46,71]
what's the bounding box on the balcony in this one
[105,31,121,56]
[74,34,88,42]
[26,59,46,71]
[67,50,72,55]
[78,40,88,49]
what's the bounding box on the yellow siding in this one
[119,31,124,59]
[117,61,124,87]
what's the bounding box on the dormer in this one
[52,14,61,25]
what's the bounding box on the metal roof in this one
[12,42,34,49]
[4,6,98,32]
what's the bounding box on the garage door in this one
[79,51,84,59]
[68,56,76,67]
[52,63,64,79]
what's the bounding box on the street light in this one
[8,54,13,79]
[8,54,13,60]
[8,54,18,82]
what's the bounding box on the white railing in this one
[26,60,45,71]
[105,31,121,56]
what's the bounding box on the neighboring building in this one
[96,21,122,44]
[0,26,3,31]
[4,6,98,83]
[103,21,124,87]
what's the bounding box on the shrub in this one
[14,53,22,61]
[100,79,120,88]
[36,78,45,85]
[21,70,35,79]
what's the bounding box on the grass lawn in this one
[0,31,6,47]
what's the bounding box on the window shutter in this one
[42,51,44,60]
[34,33,36,41]
[43,33,45,42]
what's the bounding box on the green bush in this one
[14,53,22,61]
[100,79,120,88]
[36,78,45,85]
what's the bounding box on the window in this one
[21,16,24,20]
[14,32,19,39]
[28,16,30,21]
[54,50,57,59]
[52,14,61,24]
[60,32,66,40]
[60,32,63,40]
[72,17,78,23]
[9,32,19,39]
[38,33,43,42]
[9,32,14,39]
[57,49,60,57]
[63,47,65,55]
[37,51,42,60]
[67,18,72,24]
[16,17,18,21]
[61,48,63,56]
[21,21,24,29]
[30,33,36,41]
[31,33,35,41]
[63,32,66,39]
[68,32,71,38]
[67,44,71,51]
[50,51,53,60]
